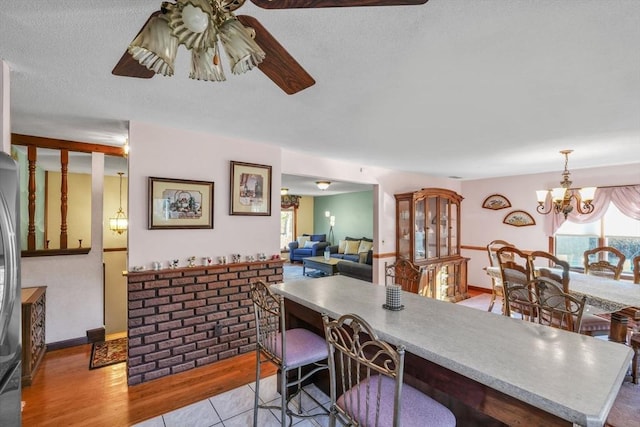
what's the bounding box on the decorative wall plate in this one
[503,210,536,227]
[482,194,511,210]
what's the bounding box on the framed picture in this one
[229,161,272,216]
[482,194,512,210]
[148,177,214,229]
[503,210,536,227]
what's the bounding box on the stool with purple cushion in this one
[322,312,456,427]
[250,281,329,427]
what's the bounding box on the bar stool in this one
[322,312,456,426]
[250,280,329,427]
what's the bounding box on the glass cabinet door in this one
[415,198,426,261]
[449,199,458,256]
[397,199,411,260]
[426,196,437,259]
[440,198,450,257]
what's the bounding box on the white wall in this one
[128,122,283,268]
[21,154,105,343]
[461,163,640,290]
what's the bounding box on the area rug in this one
[89,337,127,370]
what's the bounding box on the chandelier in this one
[128,0,265,82]
[535,150,597,219]
[109,173,129,234]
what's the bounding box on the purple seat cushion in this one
[580,313,610,333]
[337,374,455,427]
[269,328,328,369]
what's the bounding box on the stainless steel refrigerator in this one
[0,151,21,426]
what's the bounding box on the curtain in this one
[545,184,640,235]
[281,195,301,209]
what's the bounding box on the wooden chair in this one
[250,281,329,427]
[583,246,626,280]
[496,246,531,303]
[321,312,455,427]
[486,240,516,313]
[534,277,587,333]
[631,333,640,384]
[384,258,422,294]
[633,255,640,284]
[529,251,610,337]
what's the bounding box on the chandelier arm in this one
[536,202,553,215]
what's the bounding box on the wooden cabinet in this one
[22,286,46,386]
[395,188,468,302]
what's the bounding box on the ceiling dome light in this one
[316,181,331,191]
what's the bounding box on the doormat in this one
[89,337,127,370]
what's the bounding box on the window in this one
[280,208,295,251]
[555,203,640,275]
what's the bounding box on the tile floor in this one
[132,374,331,427]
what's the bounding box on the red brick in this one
[129,273,156,283]
[158,338,183,350]
[207,296,227,305]
[144,368,171,381]
[172,293,196,302]
[158,287,185,296]
[145,313,171,325]
[158,303,183,313]
[219,349,238,359]
[219,332,239,343]
[230,278,249,287]
[184,284,207,293]
[185,349,208,361]
[172,277,196,286]
[195,305,218,316]
[228,266,248,273]
[129,362,156,375]
[128,300,143,309]
[183,316,205,326]
[219,272,238,281]
[172,309,195,320]
[239,270,258,279]
[144,279,171,289]
[173,343,196,355]
[129,325,156,336]
[229,307,249,317]
[196,274,219,283]
[196,355,219,366]
[129,289,157,301]
[144,332,170,344]
[144,350,171,362]
[128,283,143,291]
[230,338,249,349]
[196,290,218,299]
[185,332,207,343]
[158,319,183,331]
[158,271,183,279]
[128,318,143,328]
[130,307,155,318]
[170,327,195,338]
[145,296,171,307]
[208,281,228,290]
[171,361,196,374]
[219,302,239,311]
[158,355,183,368]
[184,300,206,309]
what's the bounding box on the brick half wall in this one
[126,260,284,385]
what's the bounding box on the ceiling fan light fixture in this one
[128,13,178,76]
[167,0,215,50]
[190,44,226,81]
[218,17,265,75]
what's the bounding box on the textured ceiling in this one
[1,0,639,183]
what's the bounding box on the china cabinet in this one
[395,188,468,302]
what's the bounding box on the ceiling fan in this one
[112,0,428,94]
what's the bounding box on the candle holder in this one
[383,284,404,311]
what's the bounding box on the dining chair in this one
[496,246,531,318]
[534,277,587,333]
[583,246,626,280]
[529,251,610,336]
[633,255,640,284]
[250,281,329,427]
[321,312,456,427]
[384,258,423,294]
[486,240,516,313]
[631,332,640,384]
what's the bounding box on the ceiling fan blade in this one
[111,11,161,79]
[250,0,427,9]
[237,15,315,95]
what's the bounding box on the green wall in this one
[313,191,373,245]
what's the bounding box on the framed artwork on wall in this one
[503,210,536,227]
[482,194,512,210]
[148,177,214,229]
[229,161,272,216]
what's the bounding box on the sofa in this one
[288,234,330,262]
[336,250,373,282]
[328,236,374,263]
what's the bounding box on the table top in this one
[303,256,343,266]
[271,276,632,427]
[485,266,640,312]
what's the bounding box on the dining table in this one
[271,275,633,427]
[485,266,640,342]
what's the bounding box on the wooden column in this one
[59,149,68,249]
[27,146,37,251]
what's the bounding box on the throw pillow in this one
[297,235,310,247]
[338,240,347,254]
[344,240,361,255]
[303,240,319,249]
[357,240,373,254]
[358,251,368,264]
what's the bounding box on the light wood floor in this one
[21,343,276,427]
